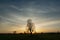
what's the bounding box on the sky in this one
[0,0,60,33]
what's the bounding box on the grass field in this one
[0,33,60,40]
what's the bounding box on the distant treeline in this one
[0,32,60,34]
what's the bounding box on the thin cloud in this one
[36,20,60,27]
[10,5,23,11]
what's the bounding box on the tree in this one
[27,19,35,34]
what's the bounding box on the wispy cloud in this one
[0,0,60,33]
[10,5,23,11]
[36,20,60,27]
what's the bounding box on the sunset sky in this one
[0,0,60,33]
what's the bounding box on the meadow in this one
[0,33,60,40]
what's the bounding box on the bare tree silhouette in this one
[13,31,16,34]
[27,19,35,34]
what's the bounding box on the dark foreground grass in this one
[0,33,60,40]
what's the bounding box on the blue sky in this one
[0,0,60,33]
